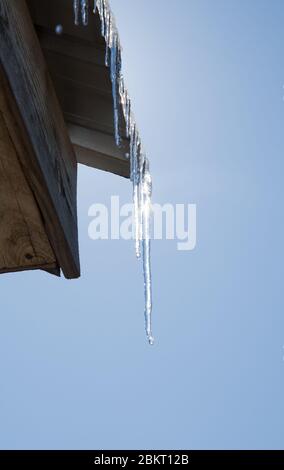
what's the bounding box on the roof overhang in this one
[27,0,130,178]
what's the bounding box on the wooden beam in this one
[0,94,59,276]
[68,125,130,178]
[0,0,80,278]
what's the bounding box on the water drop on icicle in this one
[73,0,154,345]
[55,24,63,35]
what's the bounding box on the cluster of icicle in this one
[73,0,154,345]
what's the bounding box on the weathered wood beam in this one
[68,125,130,178]
[0,0,80,278]
[0,91,59,276]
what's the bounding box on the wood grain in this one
[0,97,59,275]
[0,0,80,278]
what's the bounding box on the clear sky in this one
[1,0,284,450]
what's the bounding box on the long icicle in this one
[73,0,154,344]
[141,158,154,345]
[96,0,154,344]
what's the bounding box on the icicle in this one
[126,98,131,138]
[99,0,106,36]
[97,1,154,344]
[81,0,89,26]
[73,0,154,344]
[96,0,103,17]
[104,8,109,65]
[133,184,141,257]
[118,75,132,140]
[110,35,121,146]
[141,158,154,345]
[104,7,111,66]
[73,0,80,25]
[73,0,89,25]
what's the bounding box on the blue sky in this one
[1,0,284,449]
